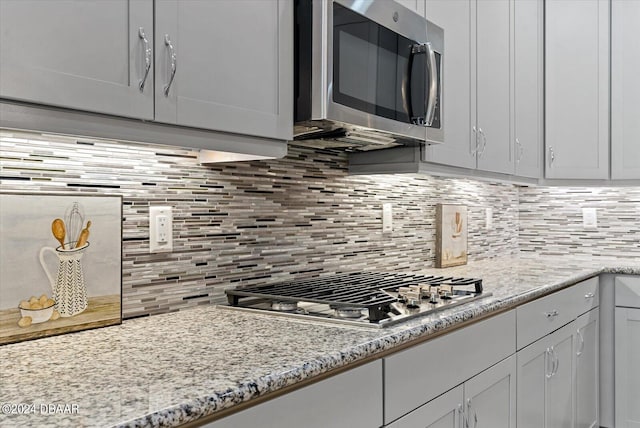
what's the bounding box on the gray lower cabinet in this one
[0,0,154,120]
[611,0,640,180]
[387,354,516,428]
[384,310,515,425]
[545,0,609,179]
[462,354,516,428]
[516,277,600,428]
[386,385,463,428]
[154,0,292,140]
[575,308,599,428]
[205,360,382,428]
[517,321,576,428]
[615,276,640,427]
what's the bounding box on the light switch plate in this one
[150,206,173,252]
[485,207,493,230]
[382,203,393,232]
[582,207,598,229]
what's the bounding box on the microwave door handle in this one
[403,47,416,121]
[424,42,438,127]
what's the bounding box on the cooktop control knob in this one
[429,286,440,304]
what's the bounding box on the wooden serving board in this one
[0,295,120,345]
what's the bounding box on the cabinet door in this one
[611,0,640,179]
[422,0,475,169]
[513,0,542,178]
[386,385,463,428]
[517,322,575,428]
[0,0,154,120]
[615,307,640,428]
[475,0,512,175]
[575,308,599,428]
[155,0,292,140]
[207,360,382,428]
[384,310,515,424]
[546,325,575,428]
[545,0,609,179]
[464,355,516,428]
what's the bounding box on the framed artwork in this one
[435,204,468,268]
[0,193,122,345]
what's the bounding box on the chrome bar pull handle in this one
[164,34,177,97]
[577,329,585,357]
[138,27,152,92]
[424,42,438,127]
[585,292,595,299]
[552,346,559,376]
[516,138,524,163]
[407,43,438,127]
[477,128,487,157]
[549,147,555,166]
[545,309,559,318]
[465,399,472,428]
[458,404,464,428]
[545,347,553,379]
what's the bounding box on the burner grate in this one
[226,272,483,323]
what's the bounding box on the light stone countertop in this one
[1,255,639,428]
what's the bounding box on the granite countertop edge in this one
[116,264,640,428]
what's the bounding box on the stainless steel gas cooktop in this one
[223,272,491,328]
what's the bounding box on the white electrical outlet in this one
[382,203,393,232]
[485,207,493,230]
[150,206,173,252]
[582,207,598,229]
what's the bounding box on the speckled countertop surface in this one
[1,255,639,428]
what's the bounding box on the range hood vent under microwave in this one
[292,121,422,152]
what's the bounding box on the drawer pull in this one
[584,292,595,299]
[545,310,559,318]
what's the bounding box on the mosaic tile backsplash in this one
[1,131,519,318]
[519,186,640,258]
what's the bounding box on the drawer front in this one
[615,276,640,308]
[517,276,599,350]
[567,276,599,315]
[384,310,516,425]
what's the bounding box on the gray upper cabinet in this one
[424,0,542,179]
[545,0,609,180]
[423,0,476,169]
[475,0,512,175]
[611,0,640,180]
[512,0,542,179]
[0,0,292,155]
[0,0,154,120]
[154,0,292,141]
[394,0,426,16]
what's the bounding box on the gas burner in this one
[271,301,298,312]
[334,307,364,319]
[224,272,490,328]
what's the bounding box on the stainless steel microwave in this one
[294,0,444,149]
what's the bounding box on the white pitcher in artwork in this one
[39,243,89,317]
